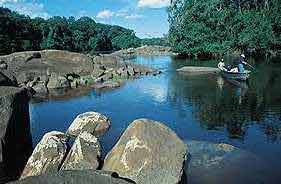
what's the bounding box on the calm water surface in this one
[30,56,281,183]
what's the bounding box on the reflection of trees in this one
[167,59,281,141]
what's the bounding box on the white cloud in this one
[0,0,18,5]
[137,0,170,8]
[116,9,144,20]
[125,14,144,20]
[96,9,114,19]
[1,0,50,19]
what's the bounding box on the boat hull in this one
[221,71,250,81]
[218,62,251,81]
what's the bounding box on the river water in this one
[30,55,281,183]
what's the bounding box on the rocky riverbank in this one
[16,113,187,184]
[112,46,174,57]
[7,110,270,184]
[0,49,160,99]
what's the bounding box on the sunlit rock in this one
[67,112,111,137]
[102,119,187,184]
[21,131,67,179]
[60,132,101,171]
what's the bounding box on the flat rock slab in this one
[185,140,274,184]
[103,119,187,184]
[177,67,219,74]
[60,132,101,171]
[10,170,135,184]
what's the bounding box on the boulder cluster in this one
[113,46,173,57]
[17,112,188,184]
[0,50,160,98]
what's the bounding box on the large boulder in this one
[11,170,135,184]
[21,131,68,179]
[60,132,101,171]
[0,87,32,182]
[67,112,111,137]
[102,119,187,184]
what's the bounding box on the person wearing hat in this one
[232,54,247,72]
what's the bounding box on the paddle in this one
[244,62,257,72]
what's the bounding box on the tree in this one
[168,0,280,57]
[0,7,141,55]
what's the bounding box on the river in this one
[30,55,281,183]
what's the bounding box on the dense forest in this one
[168,0,281,58]
[142,37,169,47]
[0,7,143,55]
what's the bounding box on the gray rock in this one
[92,65,105,78]
[32,82,48,95]
[0,87,32,182]
[177,67,219,74]
[0,71,17,86]
[67,112,111,137]
[21,131,68,179]
[101,70,114,81]
[127,66,134,76]
[0,63,8,70]
[92,81,122,90]
[102,119,187,184]
[60,132,101,171]
[47,73,70,89]
[11,170,135,184]
[0,50,94,87]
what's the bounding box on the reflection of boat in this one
[218,62,251,81]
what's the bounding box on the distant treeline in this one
[168,0,281,58]
[0,7,165,56]
[142,37,169,47]
[0,7,168,56]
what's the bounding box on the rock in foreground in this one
[67,112,111,137]
[21,131,67,179]
[0,87,32,182]
[60,132,101,171]
[10,170,135,184]
[103,119,187,184]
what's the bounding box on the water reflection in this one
[29,55,281,183]
[167,57,281,141]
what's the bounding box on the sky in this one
[0,0,171,38]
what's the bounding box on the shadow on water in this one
[167,58,281,142]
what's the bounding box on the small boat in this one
[218,62,251,81]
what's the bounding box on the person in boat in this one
[233,54,247,72]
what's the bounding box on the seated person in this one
[234,54,247,72]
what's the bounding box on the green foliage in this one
[112,32,141,50]
[0,7,141,55]
[141,37,169,46]
[168,0,281,57]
